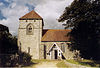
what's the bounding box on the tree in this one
[0,24,32,67]
[59,0,100,60]
[0,24,18,66]
[0,24,18,54]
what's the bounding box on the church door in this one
[54,50,58,59]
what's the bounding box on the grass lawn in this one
[66,59,100,67]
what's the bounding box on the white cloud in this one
[0,2,29,35]
[0,2,4,6]
[0,0,74,35]
[35,0,74,29]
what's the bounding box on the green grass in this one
[66,59,100,67]
[56,60,69,68]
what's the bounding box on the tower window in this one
[28,26,32,32]
[26,23,33,35]
[26,20,28,22]
[34,20,36,22]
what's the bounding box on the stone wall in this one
[18,20,43,59]
[40,42,75,60]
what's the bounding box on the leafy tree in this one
[0,24,18,66]
[0,24,18,54]
[59,0,100,60]
[0,24,32,67]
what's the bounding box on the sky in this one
[0,0,73,35]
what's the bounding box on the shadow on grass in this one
[20,61,38,67]
[79,62,97,67]
[0,61,37,67]
[78,60,100,67]
[67,59,100,67]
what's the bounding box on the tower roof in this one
[19,10,42,20]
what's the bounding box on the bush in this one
[18,52,32,66]
[0,52,32,67]
[0,24,32,67]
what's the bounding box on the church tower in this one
[18,10,43,59]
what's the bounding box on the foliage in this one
[0,52,32,67]
[59,0,100,60]
[18,52,32,66]
[0,24,18,54]
[0,24,32,67]
[0,24,18,67]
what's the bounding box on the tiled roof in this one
[42,29,48,36]
[19,10,42,20]
[42,29,71,42]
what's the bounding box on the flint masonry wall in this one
[18,20,42,59]
[40,42,75,60]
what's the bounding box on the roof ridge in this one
[43,29,71,30]
[19,10,42,20]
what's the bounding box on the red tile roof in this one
[19,10,42,20]
[42,29,71,42]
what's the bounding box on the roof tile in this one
[19,10,42,20]
[42,29,71,42]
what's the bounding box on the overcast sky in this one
[0,0,73,35]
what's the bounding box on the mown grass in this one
[66,59,100,67]
[56,60,69,68]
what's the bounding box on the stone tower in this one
[18,10,43,59]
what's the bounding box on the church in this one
[18,10,75,60]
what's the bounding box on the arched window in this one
[44,45,46,59]
[26,23,33,35]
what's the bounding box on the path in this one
[27,60,96,68]
[32,61,59,68]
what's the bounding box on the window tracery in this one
[26,23,33,35]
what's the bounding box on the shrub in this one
[18,52,32,66]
